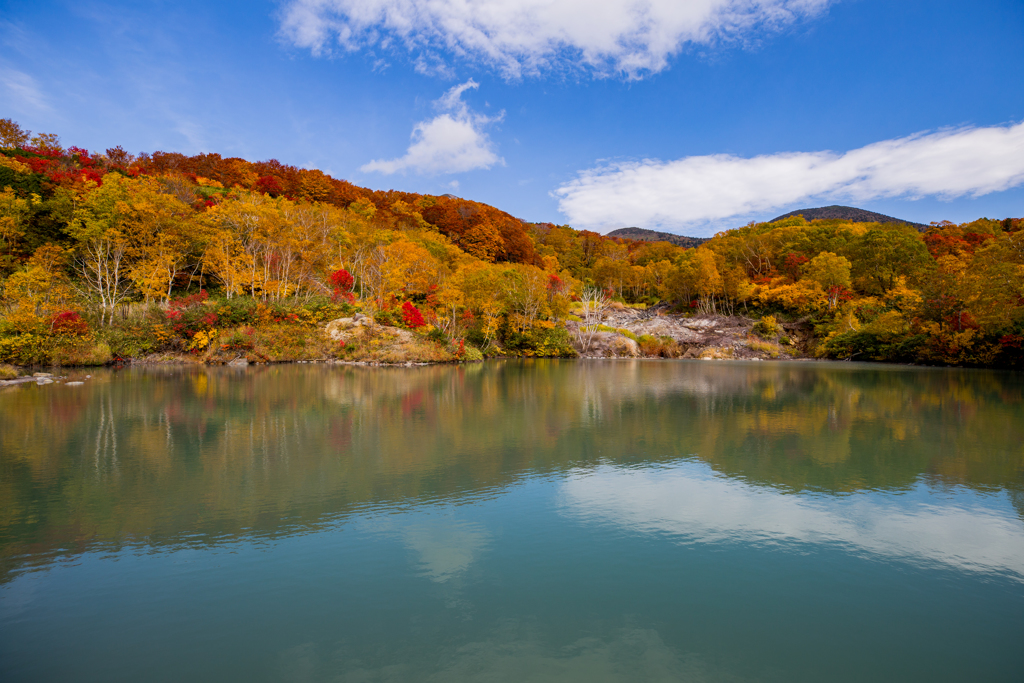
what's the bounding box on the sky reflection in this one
[563,461,1024,581]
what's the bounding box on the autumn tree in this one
[805,251,852,311]
[1,245,75,321]
[852,225,932,294]
[461,262,506,346]
[0,118,31,148]
[29,132,62,153]
[693,248,723,315]
[500,264,549,332]
[0,187,38,268]
[66,176,137,323]
[122,178,206,304]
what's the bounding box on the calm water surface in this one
[1,360,1022,682]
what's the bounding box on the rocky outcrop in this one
[325,314,415,345]
[578,332,640,358]
[572,306,812,361]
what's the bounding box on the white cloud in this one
[552,121,1024,232]
[361,79,503,175]
[278,0,831,78]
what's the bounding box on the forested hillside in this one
[605,227,708,248]
[1,118,1022,368]
[768,205,929,229]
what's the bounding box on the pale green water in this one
[1,360,1022,682]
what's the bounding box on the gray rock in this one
[324,316,372,341]
[325,317,415,344]
[575,331,640,358]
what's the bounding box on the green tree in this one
[852,225,932,294]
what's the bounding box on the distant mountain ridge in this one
[606,227,708,248]
[769,205,929,229]
[608,205,928,246]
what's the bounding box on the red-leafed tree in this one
[401,301,426,328]
[330,269,356,302]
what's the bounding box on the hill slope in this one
[605,227,708,248]
[769,205,928,229]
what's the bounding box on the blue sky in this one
[2,0,1022,236]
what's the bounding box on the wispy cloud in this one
[553,121,1024,232]
[278,0,832,79]
[361,79,503,175]
[0,67,50,112]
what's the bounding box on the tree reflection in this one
[1,360,1022,580]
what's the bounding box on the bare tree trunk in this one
[574,287,608,354]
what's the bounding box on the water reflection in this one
[564,462,1024,580]
[277,621,714,683]
[1,360,1022,580]
[366,517,491,583]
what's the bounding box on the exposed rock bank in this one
[568,306,812,360]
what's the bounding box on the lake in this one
[1,360,1022,682]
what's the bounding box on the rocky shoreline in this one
[569,307,812,360]
[0,310,816,381]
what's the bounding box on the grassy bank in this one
[0,291,582,368]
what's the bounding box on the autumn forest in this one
[1,117,1022,369]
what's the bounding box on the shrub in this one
[329,269,354,291]
[50,311,90,336]
[637,334,682,358]
[461,344,484,362]
[168,289,209,310]
[401,301,426,328]
[300,299,353,324]
[0,364,19,379]
[817,330,927,362]
[0,331,51,364]
[100,325,157,359]
[213,298,258,326]
[698,346,734,359]
[747,338,780,358]
[52,342,111,366]
[752,315,780,339]
[501,324,576,357]
[465,329,487,348]
[187,329,218,353]
[220,327,255,352]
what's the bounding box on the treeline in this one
[0,118,1022,367]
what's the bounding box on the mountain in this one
[769,205,929,229]
[606,227,708,248]
[607,205,929,247]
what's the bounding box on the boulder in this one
[324,317,415,344]
[324,316,372,341]
[582,332,640,358]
